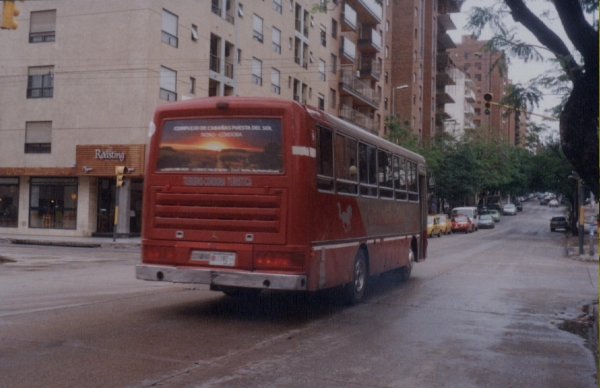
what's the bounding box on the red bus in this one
[136,97,428,304]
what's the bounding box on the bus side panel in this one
[309,245,358,290]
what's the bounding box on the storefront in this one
[0,144,145,237]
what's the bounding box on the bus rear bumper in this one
[136,264,308,291]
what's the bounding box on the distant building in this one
[447,35,524,146]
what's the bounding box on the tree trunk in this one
[560,70,598,197]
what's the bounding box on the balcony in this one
[357,28,381,53]
[224,60,234,79]
[341,3,357,32]
[339,37,356,64]
[465,88,476,103]
[438,13,456,32]
[351,0,382,25]
[464,104,475,117]
[339,104,380,134]
[436,89,455,105]
[339,66,380,108]
[357,57,380,81]
[437,32,456,50]
[436,68,456,87]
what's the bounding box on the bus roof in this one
[153,96,426,166]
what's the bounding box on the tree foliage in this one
[386,117,574,209]
[464,0,598,197]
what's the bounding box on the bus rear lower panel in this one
[135,264,307,291]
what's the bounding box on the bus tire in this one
[345,250,367,305]
[398,248,415,281]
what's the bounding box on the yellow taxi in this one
[427,215,442,238]
[435,214,452,235]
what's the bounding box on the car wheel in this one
[345,250,367,305]
[398,248,415,282]
[437,230,442,238]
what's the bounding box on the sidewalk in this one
[0,233,140,249]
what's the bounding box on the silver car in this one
[479,214,495,229]
[503,203,517,215]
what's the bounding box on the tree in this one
[466,0,598,197]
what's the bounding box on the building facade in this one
[0,0,417,237]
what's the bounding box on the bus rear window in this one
[156,118,283,173]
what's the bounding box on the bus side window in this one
[394,155,407,201]
[359,142,377,197]
[334,133,358,194]
[378,150,393,199]
[316,126,334,192]
[407,160,419,201]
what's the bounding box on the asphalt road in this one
[0,202,597,387]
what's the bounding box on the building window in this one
[238,3,244,17]
[319,24,326,47]
[329,88,336,109]
[384,72,388,84]
[253,14,264,43]
[318,93,325,110]
[159,66,177,101]
[161,9,178,48]
[475,74,482,81]
[273,0,282,13]
[27,66,54,98]
[25,121,52,154]
[0,177,19,228]
[271,68,280,94]
[191,24,198,41]
[252,58,262,86]
[319,59,326,81]
[189,77,196,94]
[331,19,338,39]
[384,97,388,110]
[272,27,281,54]
[29,177,78,230]
[330,54,337,73]
[29,10,56,43]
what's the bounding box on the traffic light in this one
[483,93,493,115]
[1,1,22,30]
[115,166,131,187]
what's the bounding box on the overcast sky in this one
[447,0,575,138]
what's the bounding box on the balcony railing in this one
[341,3,357,31]
[357,28,381,52]
[339,37,356,63]
[358,58,381,80]
[339,67,380,107]
[339,104,379,133]
[224,60,234,79]
[210,54,220,73]
[212,4,221,16]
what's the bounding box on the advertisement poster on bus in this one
[157,118,283,173]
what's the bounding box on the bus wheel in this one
[398,248,415,281]
[345,250,367,305]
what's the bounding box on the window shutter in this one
[160,67,177,92]
[162,10,178,36]
[26,121,52,143]
[30,10,56,33]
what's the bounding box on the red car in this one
[451,215,473,233]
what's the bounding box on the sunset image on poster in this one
[157,118,283,173]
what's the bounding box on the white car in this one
[548,199,559,207]
[503,203,517,215]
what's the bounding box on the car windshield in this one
[481,215,492,221]
[505,204,515,208]
[552,217,566,221]
[453,216,468,222]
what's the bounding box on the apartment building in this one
[0,0,409,237]
[447,35,524,145]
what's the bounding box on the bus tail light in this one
[143,245,176,262]
[254,251,305,269]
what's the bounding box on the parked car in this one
[436,214,452,235]
[451,215,473,233]
[550,216,569,232]
[514,200,523,211]
[451,207,479,231]
[479,214,495,229]
[548,199,559,207]
[489,209,501,222]
[503,203,517,215]
[427,215,442,238]
[540,198,549,206]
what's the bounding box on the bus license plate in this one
[191,251,236,266]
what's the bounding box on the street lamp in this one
[392,85,408,117]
